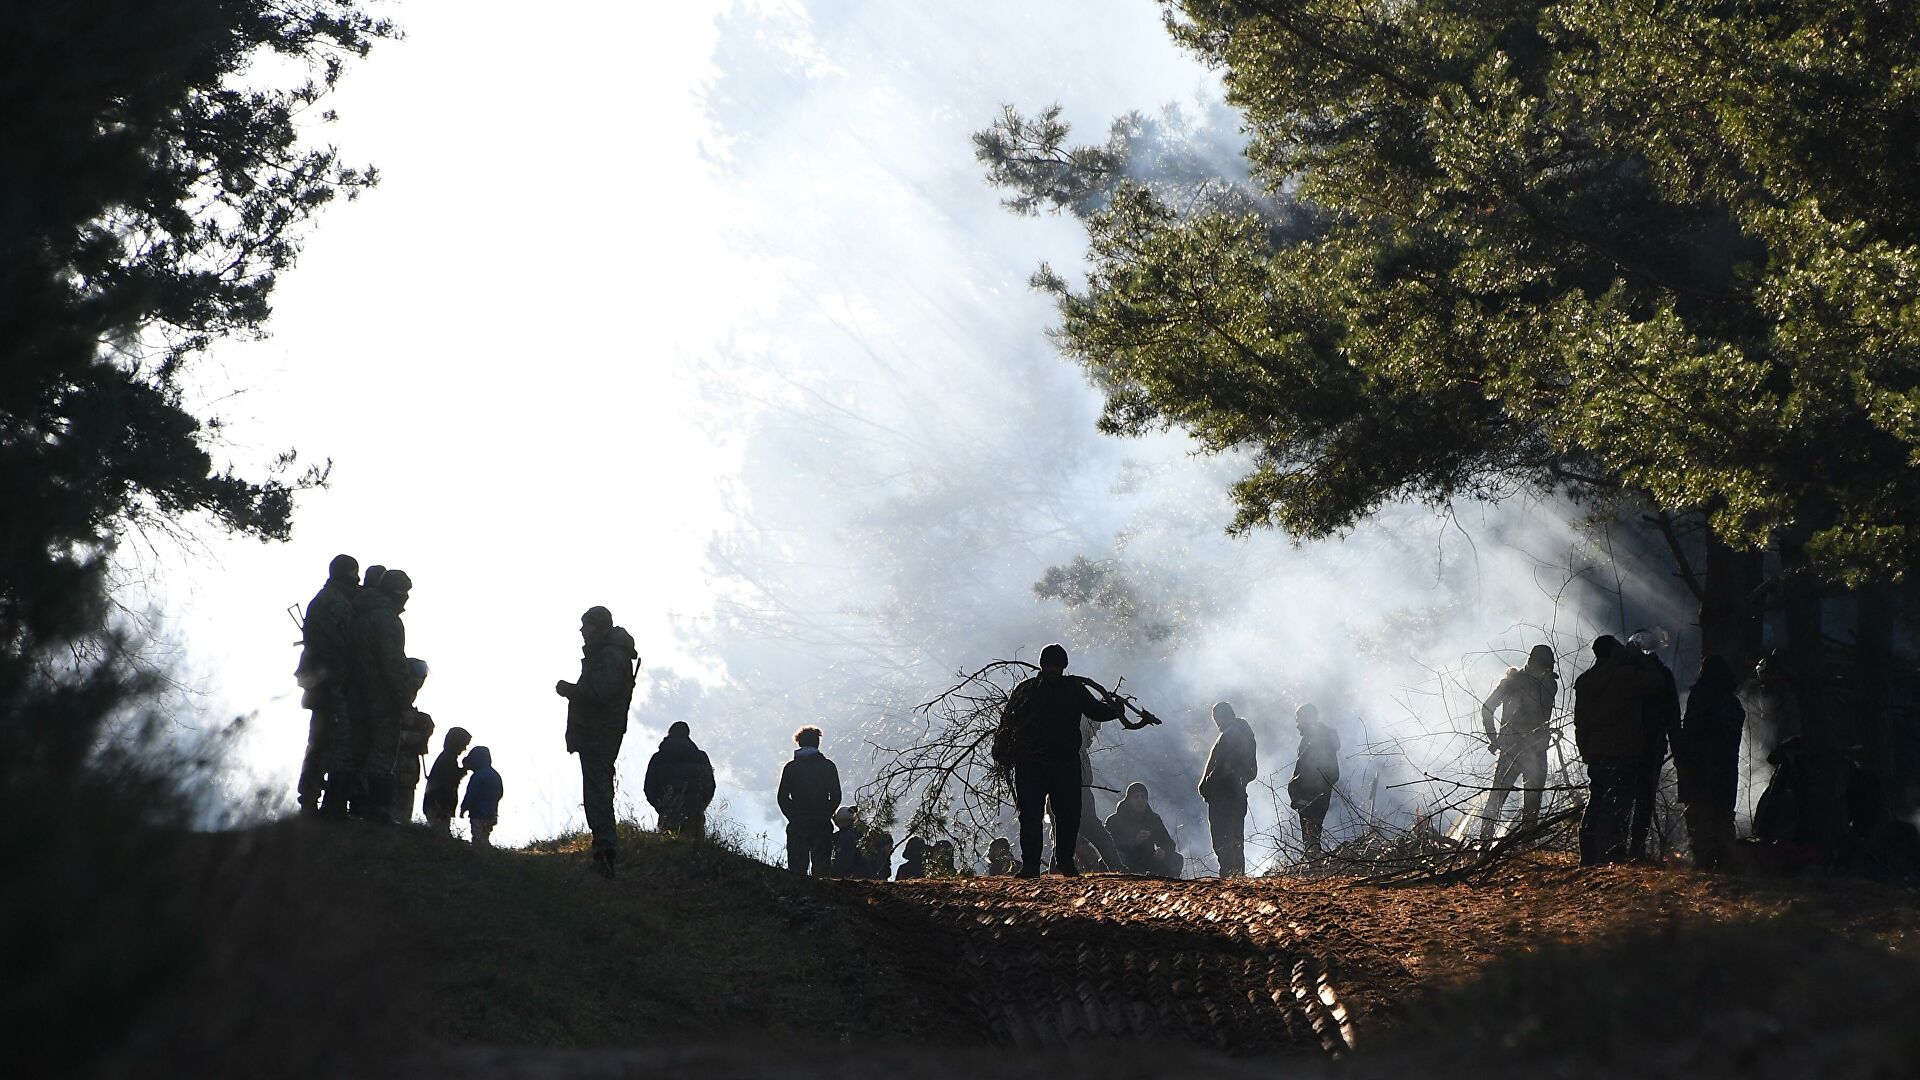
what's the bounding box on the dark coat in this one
[421,745,466,817]
[1678,671,1745,804]
[1482,665,1556,751]
[1573,656,1664,760]
[644,731,716,818]
[776,748,840,823]
[1105,803,1176,872]
[460,746,503,820]
[564,627,638,755]
[1640,654,1682,759]
[832,824,892,879]
[295,578,357,698]
[1199,716,1258,803]
[1001,673,1121,764]
[351,587,412,716]
[1288,721,1341,806]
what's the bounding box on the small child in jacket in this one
[421,726,472,835]
[460,744,503,847]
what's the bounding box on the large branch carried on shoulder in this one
[858,659,1160,855]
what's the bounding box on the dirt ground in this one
[835,853,1920,1067]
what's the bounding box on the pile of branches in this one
[1335,806,1583,886]
[860,659,1157,852]
[1255,764,1587,887]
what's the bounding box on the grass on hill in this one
[304,817,951,1050]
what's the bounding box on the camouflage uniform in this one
[391,706,435,822]
[562,618,638,865]
[294,568,358,812]
[343,571,413,820]
[1479,653,1557,842]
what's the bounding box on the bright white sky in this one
[149,0,1255,845]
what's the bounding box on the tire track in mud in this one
[844,874,1411,1055]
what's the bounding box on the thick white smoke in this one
[631,0,1699,868]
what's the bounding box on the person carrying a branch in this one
[1478,644,1557,844]
[999,643,1126,878]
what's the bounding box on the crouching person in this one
[644,721,716,839]
[1106,782,1184,877]
[461,745,502,847]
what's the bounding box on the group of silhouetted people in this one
[312,554,1872,880]
[295,554,503,840]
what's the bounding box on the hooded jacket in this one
[565,626,638,754]
[644,730,716,817]
[777,747,841,823]
[1199,716,1258,802]
[460,745,503,820]
[1572,654,1665,760]
[352,586,413,715]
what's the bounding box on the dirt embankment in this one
[835,855,1920,1077]
[69,819,1920,1079]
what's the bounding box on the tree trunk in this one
[1856,583,1893,808]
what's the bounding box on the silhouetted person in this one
[1479,645,1557,843]
[1106,782,1184,877]
[422,726,471,836]
[1077,718,1127,872]
[345,568,413,822]
[1573,636,1663,865]
[1675,655,1744,869]
[777,724,841,876]
[1624,632,1681,860]
[557,605,639,879]
[1287,704,1340,858]
[391,658,434,823]
[644,721,715,838]
[460,745,502,848]
[986,836,1015,876]
[928,838,958,876]
[831,806,888,878]
[1000,643,1123,877]
[1199,700,1258,876]
[294,553,358,814]
[895,835,928,880]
